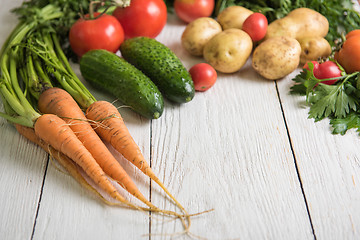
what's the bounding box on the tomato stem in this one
[88,1,114,19]
[89,1,102,19]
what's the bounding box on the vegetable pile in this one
[174,0,360,136]
[180,9,260,74]
[180,6,331,80]
[291,30,360,135]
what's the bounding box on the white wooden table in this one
[1,1,360,239]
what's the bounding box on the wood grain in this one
[1,1,360,240]
[149,16,314,239]
[278,72,360,239]
[0,1,48,239]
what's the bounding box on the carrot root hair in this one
[17,123,185,214]
[15,124,122,206]
[15,114,205,234]
[32,114,144,208]
[85,101,190,215]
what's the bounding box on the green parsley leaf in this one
[290,70,307,95]
[330,113,360,135]
[308,83,358,121]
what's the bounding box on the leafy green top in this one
[291,63,360,135]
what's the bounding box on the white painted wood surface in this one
[1,1,359,239]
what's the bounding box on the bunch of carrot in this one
[0,3,199,234]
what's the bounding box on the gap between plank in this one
[149,119,153,240]
[30,155,50,240]
[274,80,317,240]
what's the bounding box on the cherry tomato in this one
[335,31,360,73]
[315,61,342,85]
[189,63,217,91]
[112,0,167,39]
[69,13,124,57]
[303,61,320,72]
[242,13,268,42]
[174,0,215,23]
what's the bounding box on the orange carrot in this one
[16,123,189,221]
[33,113,138,208]
[85,100,187,214]
[37,87,157,209]
[15,124,118,205]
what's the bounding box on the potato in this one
[252,36,301,80]
[203,28,253,73]
[181,17,222,57]
[265,8,329,40]
[217,6,253,30]
[298,36,332,64]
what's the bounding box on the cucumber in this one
[79,49,164,119]
[120,37,195,104]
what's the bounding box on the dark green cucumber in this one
[120,37,195,104]
[80,49,164,119]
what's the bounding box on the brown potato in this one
[181,17,222,57]
[252,36,301,80]
[265,8,329,40]
[298,37,332,64]
[217,6,253,30]
[203,29,253,73]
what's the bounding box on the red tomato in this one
[112,0,167,39]
[303,61,320,72]
[242,13,268,42]
[345,29,360,39]
[174,0,215,23]
[335,32,360,73]
[315,61,341,85]
[69,13,124,57]
[189,63,217,91]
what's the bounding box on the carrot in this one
[15,122,188,220]
[37,87,158,209]
[32,113,140,207]
[24,28,187,215]
[15,124,117,205]
[85,100,188,214]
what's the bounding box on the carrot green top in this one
[0,4,97,127]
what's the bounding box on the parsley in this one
[330,113,360,135]
[291,67,360,135]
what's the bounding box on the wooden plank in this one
[277,70,360,239]
[0,1,48,239]
[31,65,152,239]
[149,15,315,239]
[0,119,48,240]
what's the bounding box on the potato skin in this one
[298,37,331,64]
[203,29,253,73]
[217,6,253,30]
[252,36,301,80]
[181,17,222,57]
[265,8,329,40]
